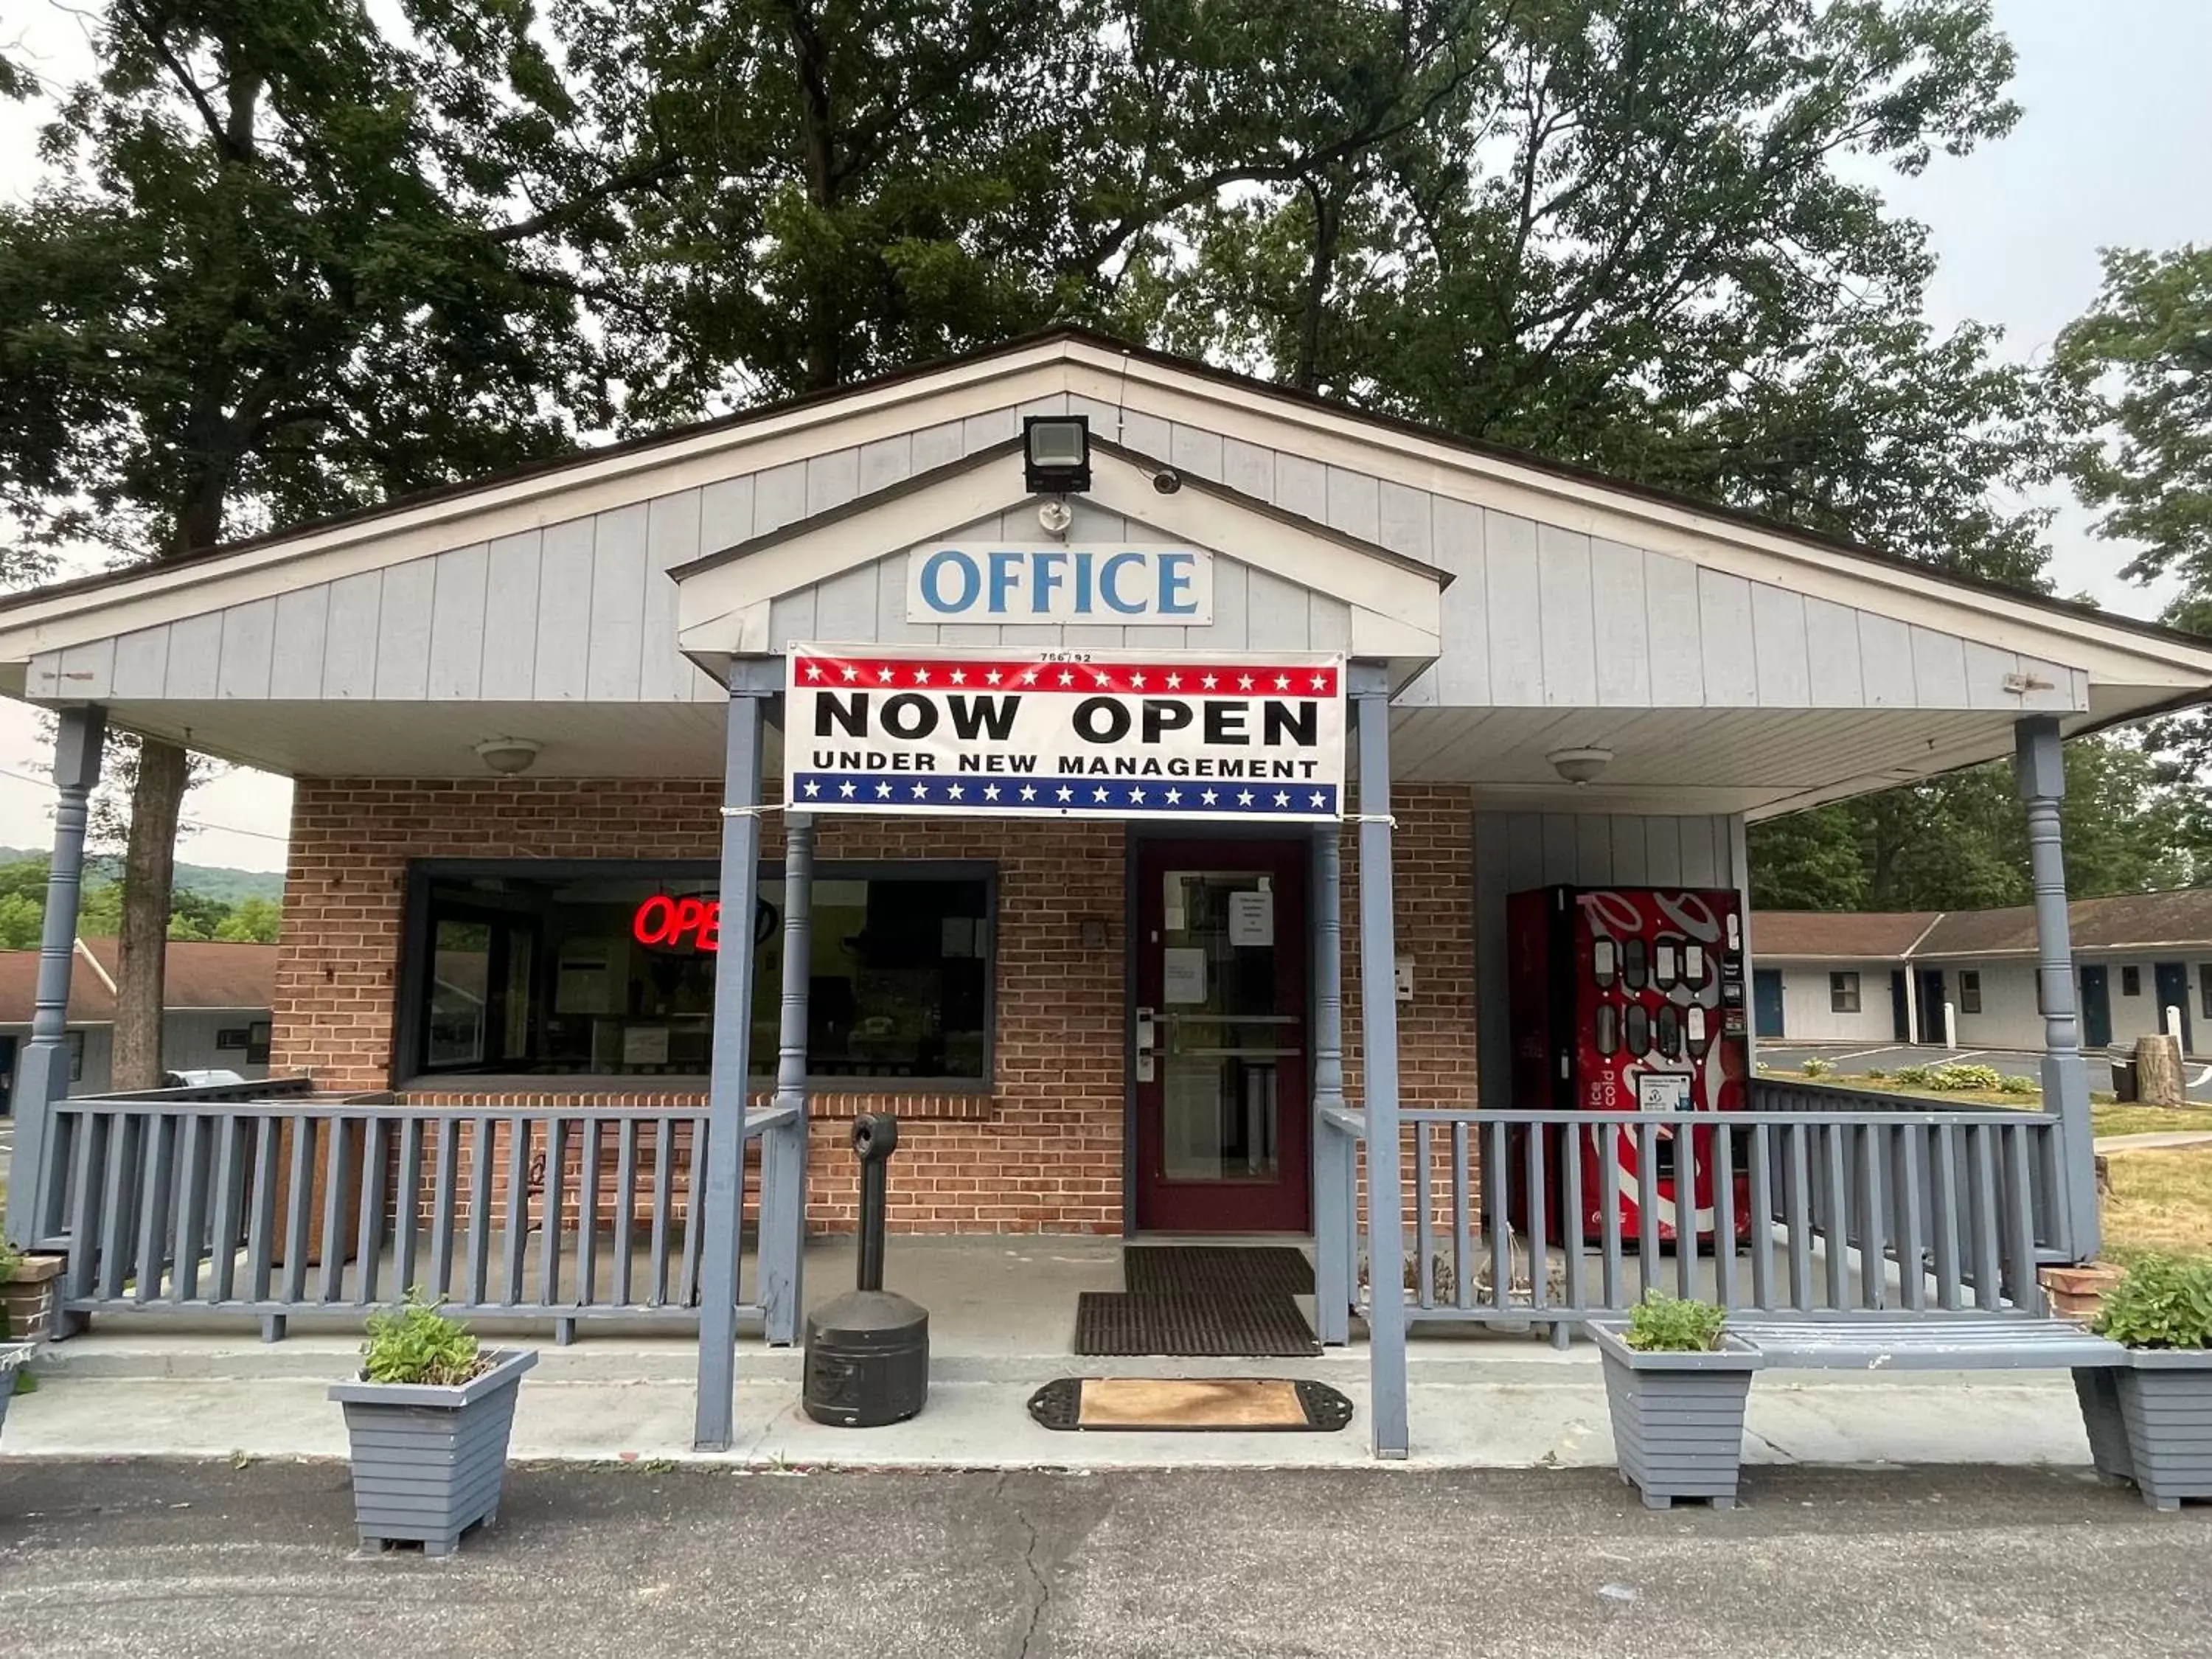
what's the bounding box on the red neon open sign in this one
[633,894,720,953]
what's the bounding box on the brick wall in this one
[276,777,1478,1235]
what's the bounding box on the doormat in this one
[1073,1291,1321,1357]
[1122,1245,1315,1299]
[1027,1376,1354,1433]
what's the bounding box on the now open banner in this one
[785,644,1346,822]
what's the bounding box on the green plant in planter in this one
[1623,1291,1728,1353]
[362,1291,490,1386]
[1799,1057,1834,1079]
[2093,1253,2212,1351]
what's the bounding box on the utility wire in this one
[0,763,291,845]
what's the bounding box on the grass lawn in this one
[2101,1147,2212,1259]
[1760,1062,2212,1136]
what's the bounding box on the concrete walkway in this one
[2,1461,2205,1658]
[2095,1130,2212,1152]
[4,1339,2101,1472]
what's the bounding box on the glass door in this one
[1133,839,1310,1232]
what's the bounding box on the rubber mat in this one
[1027,1376,1354,1432]
[1071,1290,1321,1357]
[1121,1245,1316,1298]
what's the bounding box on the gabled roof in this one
[0,324,2206,687]
[0,939,276,1025]
[1756,888,2212,962]
[1753,911,1944,960]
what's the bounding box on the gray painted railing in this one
[1370,1092,2062,1332]
[37,1088,787,1342]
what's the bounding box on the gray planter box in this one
[328,1348,537,1555]
[1592,1324,1762,1510]
[0,1343,29,1446]
[2076,1349,2212,1512]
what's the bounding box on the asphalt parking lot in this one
[1757,1041,2212,1103]
[2,1461,2209,1658]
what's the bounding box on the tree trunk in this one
[2133,1033,2185,1109]
[111,737,189,1090]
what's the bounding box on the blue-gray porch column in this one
[1352,665,1408,1458]
[696,684,769,1451]
[1310,824,1351,1345]
[760,813,815,1345]
[2017,715,2098,1262]
[4,705,106,1252]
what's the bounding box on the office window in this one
[1960,971,1982,1015]
[401,861,992,1085]
[1829,971,1860,1014]
[2122,965,2142,998]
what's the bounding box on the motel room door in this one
[1133,838,1312,1233]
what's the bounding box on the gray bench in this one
[1731,1316,2126,1373]
[1728,1316,2138,1503]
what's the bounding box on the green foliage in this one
[1624,1291,1728,1354]
[0,853,280,948]
[1800,1057,1836,1079]
[1998,1073,2039,1096]
[2093,1253,2212,1351]
[1928,1062,2005,1091]
[2055,246,2212,592]
[0,1239,21,1284]
[1893,1065,1936,1086]
[1750,735,2197,914]
[361,1292,486,1387]
[1866,1068,1890,1082]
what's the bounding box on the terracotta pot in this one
[2040,1262,2124,1325]
[0,1254,62,1345]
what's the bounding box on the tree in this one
[212,896,282,944]
[0,1,639,1085]
[1747,736,2194,912]
[2054,245,2212,801]
[1118,0,2051,583]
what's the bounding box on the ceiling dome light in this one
[475,737,542,776]
[1546,746,1613,786]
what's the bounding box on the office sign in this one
[905,545,1212,625]
[785,644,1343,822]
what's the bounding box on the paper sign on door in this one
[1164,947,1208,1004]
[1227,888,1273,947]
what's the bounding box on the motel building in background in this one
[2,328,2209,1458]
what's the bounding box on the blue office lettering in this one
[1158,552,1198,615]
[918,549,981,613]
[1101,552,1147,615]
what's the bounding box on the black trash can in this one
[2110,1054,2138,1103]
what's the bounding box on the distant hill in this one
[0,846,284,905]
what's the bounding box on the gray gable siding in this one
[29,390,2086,714]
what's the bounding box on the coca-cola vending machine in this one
[1506,885,1751,1245]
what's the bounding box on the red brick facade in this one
[276,778,1478,1234]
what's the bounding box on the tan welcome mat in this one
[1026,1377,1355,1433]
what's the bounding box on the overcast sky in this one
[0,0,2206,872]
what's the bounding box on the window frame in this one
[1959,970,1982,1015]
[393,858,998,1093]
[2121,964,2142,998]
[1829,970,1861,1014]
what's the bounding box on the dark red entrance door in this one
[1133,838,1310,1233]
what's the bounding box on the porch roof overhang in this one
[0,329,2199,809]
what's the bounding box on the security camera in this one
[1152,468,1182,495]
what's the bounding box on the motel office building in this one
[3,330,2210,1453]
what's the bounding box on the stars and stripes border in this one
[791,772,1340,820]
[793,654,1341,699]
